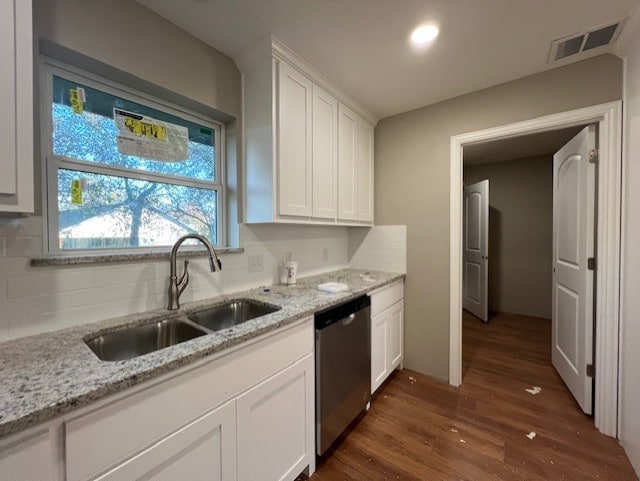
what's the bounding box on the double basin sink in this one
[85,299,281,362]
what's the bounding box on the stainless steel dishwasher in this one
[315,295,371,456]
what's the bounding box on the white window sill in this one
[30,247,244,267]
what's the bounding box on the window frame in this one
[41,59,226,255]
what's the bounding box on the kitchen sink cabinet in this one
[237,354,314,481]
[0,0,33,213]
[65,318,314,481]
[0,317,315,481]
[0,429,55,481]
[370,280,405,394]
[90,400,237,481]
[238,37,375,226]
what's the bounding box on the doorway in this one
[449,102,622,437]
[462,125,598,415]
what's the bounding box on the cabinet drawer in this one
[66,319,313,481]
[370,280,404,315]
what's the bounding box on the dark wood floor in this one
[299,311,638,480]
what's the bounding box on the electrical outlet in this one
[248,254,263,273]
[322,248,329,263]
[285,251,293,262]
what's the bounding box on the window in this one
[43,63,224,254]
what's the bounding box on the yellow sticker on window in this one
[69,89,84,115]
[71,179,83,205]
[114,109,189,162]
[123,117,167,140]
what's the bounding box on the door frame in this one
[449,101,622,437]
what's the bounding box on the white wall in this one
[619,15,640,475]
[0,220,350,340]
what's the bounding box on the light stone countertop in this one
[0,268,404,439]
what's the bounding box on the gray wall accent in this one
[375,54,623,380]
[464,155,553,320]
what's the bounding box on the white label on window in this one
[114,109,189,162]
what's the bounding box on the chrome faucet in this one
[168,234,222,310]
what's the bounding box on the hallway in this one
[303,312,636,480]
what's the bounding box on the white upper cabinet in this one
[337,103,358,221]
[238,37,376,226]
[356,118,374,222]
[277,61,313,217]
[338,104,374,222]
[0,0,33,213]
[312,85,338,220]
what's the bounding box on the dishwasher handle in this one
[342,313,356,326]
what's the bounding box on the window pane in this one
[58,169,217,250]
[52,76,216,182]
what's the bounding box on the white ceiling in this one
[463,126,585,166]
[138,0,638,119]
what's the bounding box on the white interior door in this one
[552,125,596,415]
[463,180,489,321]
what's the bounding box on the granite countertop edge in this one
[0,268,404,439]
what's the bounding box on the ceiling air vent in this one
[549,19,626,62]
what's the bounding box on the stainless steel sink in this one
[187,299,281,332]
[85,319,207,362]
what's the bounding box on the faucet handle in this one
[177,260,190,295]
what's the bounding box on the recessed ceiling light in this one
[411,24,439,45]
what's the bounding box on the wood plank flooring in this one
[299,311,637,480]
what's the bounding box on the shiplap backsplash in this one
[0,218,406,341]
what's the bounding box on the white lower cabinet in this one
[237,354,315,481]
[371,309,389,392]
[0,319,315,481]
[0,429,55,481]
[370,281,405,394]
[387,301,404,370]
[93,400,236,481]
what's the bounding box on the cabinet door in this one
[371,310,389,394]
[0,0,33,212]
[312,85,338,219]
[337,103,358,221]
[0,0,17,195]
[0,430,55,481]
[356,119,374,222]
[237,354,314,481]
[387,300,404,370]
[93,400,237,481]
[277,61,313,217]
